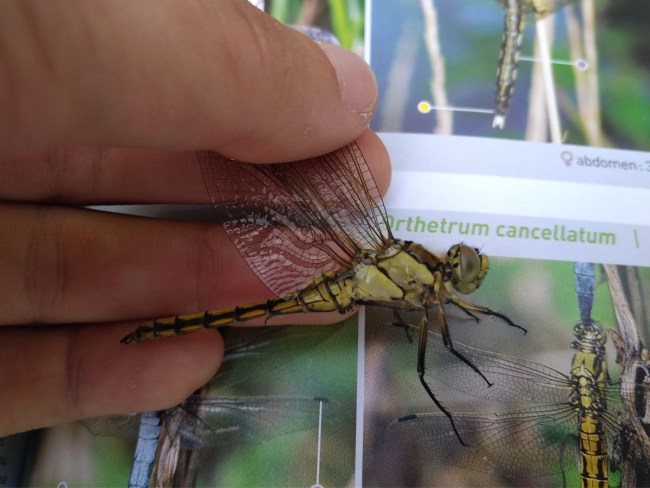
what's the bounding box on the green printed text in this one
[387,215,616,246]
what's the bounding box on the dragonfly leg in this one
[391,310,415,343]
[415,311,469,446]
[435,305,493,388]
[447,295,527,335]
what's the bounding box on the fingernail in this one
[319,43,377,116]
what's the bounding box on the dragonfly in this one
[374,263,650,488]
[121,141,522,441]
[493,0,576,128]
[86,323,351,487]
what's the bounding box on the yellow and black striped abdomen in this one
[571,323,609,488]
[578,411,608,488]
[121,272,355,344]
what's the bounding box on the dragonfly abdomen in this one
[578,411,609,488]
[121,273,355,344]
[494,0,526,128]
[571,323,610,488]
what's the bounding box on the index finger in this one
[0,131,390,205]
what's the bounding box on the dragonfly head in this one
[447,244,489,295]
[573,322,607,348]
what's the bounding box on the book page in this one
[364,1,650,486]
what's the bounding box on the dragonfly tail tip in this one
[120,334,136,344]
[492,114,506,129]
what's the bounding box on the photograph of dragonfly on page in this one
[121,141,523,441]
[364,260,650,487]
[492,0,577,128]
[369,0,650,149]
[602,263,650,487]
[83,322,356,487]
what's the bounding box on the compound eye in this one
[457,244,481,283]
[449,244,486,294]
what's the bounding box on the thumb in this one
[0,0,377,162]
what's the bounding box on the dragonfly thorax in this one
[352,239,435,306]
[350,240,489,308]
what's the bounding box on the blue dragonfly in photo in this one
[84,323,352,488]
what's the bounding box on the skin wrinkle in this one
[72,4,145,146]
[45,148,77,202]
[10,3,79,149]
[243,7,276,82]
[48,146,120,204]
[192,15,247,154]
[87,147,105,202]
[213,8,320,157]
[13,3,57,82]
[0,6,30,138]
[63,326,84,420]
[298,42,345,141]
[47,147,105,204]
[0,22,18,130]
[53,210,68,322]
[23,206,46,323]
[0,334,24,432]
[21,206,67,324]
[73,4,114,142]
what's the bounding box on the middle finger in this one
[0,203,271,325]
[0,132,390,204]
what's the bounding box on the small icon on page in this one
[560,151,573,167]
[417,101,433,114]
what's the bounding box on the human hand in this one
[0,0,388,436]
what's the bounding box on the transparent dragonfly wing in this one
[211,321,348,390]
[407,323,572,406]
[383,407,577,480]
[379,324,650,483]
[82,413,142,439]
[154,326,346,449]
[198,142,392,297]
[111,396,328,486]
[499,0,576,17]
[82,322,350,444]
[168,396,329,449]
[527,0,577,16]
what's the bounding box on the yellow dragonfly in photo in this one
[378,263,650,487]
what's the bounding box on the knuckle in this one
[23,206,68,322]
[43,146,104,202]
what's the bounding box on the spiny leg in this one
[416,311,469,446]
[391,310,415,343]
[433,304,493,388]
[448,295,527,335]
